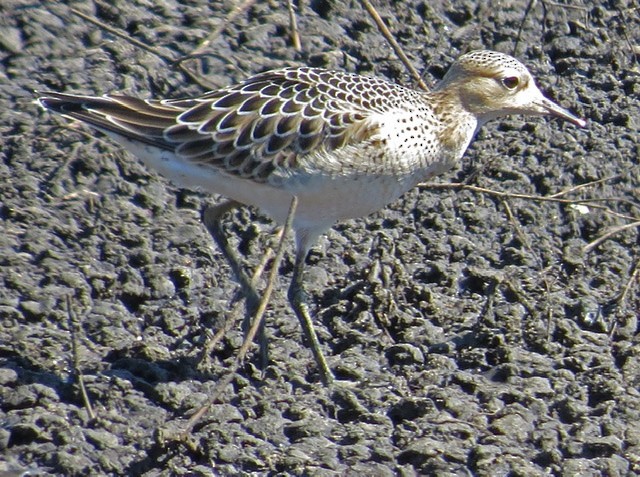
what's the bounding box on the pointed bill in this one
[535,96,586,128]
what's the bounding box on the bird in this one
[37,50,586,385]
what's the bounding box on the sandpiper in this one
[37,50,585,385]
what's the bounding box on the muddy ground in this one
[1,0,639,475]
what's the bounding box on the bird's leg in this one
[288,248,334,385]
[202,200,267,367]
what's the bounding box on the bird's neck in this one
[428,90,479,161]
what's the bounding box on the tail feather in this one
[36,92,182,151]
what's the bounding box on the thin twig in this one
[606,258,640,338]
[418,180,637,221]
[359,0,429,91]
[198,237,278,365]
[182,196,298,435]
[618,259,640,307]
[499,198,548,334]
[422,177,640,257]
[70,8,173,63]
[514,1,589,57]
[287,0,301,51]
[69,8,212,89]
[66,295,96,420]
[615,5,640,68]
[583,220,640,253]
[513,0,537,56]
[176,0,257,63]
[546,175,620,198]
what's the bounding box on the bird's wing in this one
[38,68,406,182]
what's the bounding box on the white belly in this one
[116,135,418,234]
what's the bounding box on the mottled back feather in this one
[40,68,423,182]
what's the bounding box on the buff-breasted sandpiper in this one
[37,50,586,384]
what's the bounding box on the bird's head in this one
[435,50,586,127]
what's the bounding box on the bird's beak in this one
[535,96,586,128]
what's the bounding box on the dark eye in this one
[501,76,520,90]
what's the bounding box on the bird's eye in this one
[501,76,520,90]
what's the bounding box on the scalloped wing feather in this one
[39,68,410,182]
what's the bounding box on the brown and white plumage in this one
[37,50,585,384]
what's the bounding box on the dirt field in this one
[1,0,639,475]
